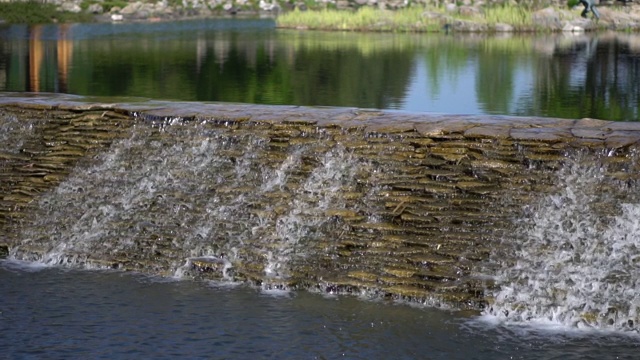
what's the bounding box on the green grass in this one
[276,6,444,32]
[0,1,94,24]
[481,5,533,27]
[277,4,537,32]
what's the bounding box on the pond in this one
[0,18,639,121]
[2,18,640,359]
[2,260,639,359]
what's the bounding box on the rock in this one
[259,0,279,11]
[87,3,104,14]
[3,99,640,314]
[532,7,562,30]
[605,133,640,148]
[563,23,585,32]
[464,125,511,139]
[59,2,82,13]
[494,23,514,32]
[450,19,489,32]
[120,1,143,15]
[422,11,445,20]
[458,5,479,17]
[510,128,572,142]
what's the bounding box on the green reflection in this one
[1,21,639,121]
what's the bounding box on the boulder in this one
[87,3,104,13]
[458,5,480,17]
[532,7,562,30]
[120,1,143,15]
[563,23,585,32]
[59,2,82,13]
[494,23,514,32]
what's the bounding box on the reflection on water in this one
[1,20,640,120]
[25,24,74,93]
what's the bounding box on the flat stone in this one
[605,122,640,131]
[384,285,430,299]
[606,133,640,148]
[414,121,472,138]
[464,125,511,139]
[365,122,417,134]
[383,267,416,278]
[510,128,572,142]
[575,118,609,128]
[470,159,518,169]
[572,128,608,139]
[347,271,378,282]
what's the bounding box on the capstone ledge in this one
[2,96,636,148]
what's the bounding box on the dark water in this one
[1,19,640,120]
[1,260,639,360]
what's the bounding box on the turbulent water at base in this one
[11,119,364,284]
[484,156,640,332]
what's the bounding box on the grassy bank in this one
[276,5,536,32]
[0,1,94,24]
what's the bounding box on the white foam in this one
[260,286,293,297]
[9,121,368,295]
[0,259,51,272]
[206,279,244,289]
[484,160,640,332]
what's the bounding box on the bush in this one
[567,0,580,7]
[0,1,94,24]
[0,1,58,24]
[101,0,130,12]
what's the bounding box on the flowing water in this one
[8,114,370,284]
[484,158,640,332]
[2,102,640,357]
[3,18,640,357]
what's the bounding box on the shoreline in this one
[98,3,640,33]
[3,1,640,33]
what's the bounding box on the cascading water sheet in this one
[8,99,640,315]
[10,117,365,287]
[484,156,640,332]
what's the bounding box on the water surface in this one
[1,19,639,120]
[3,18,640,359]
[1,261,638,359]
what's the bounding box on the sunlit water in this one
[1,19,640,120]
[2,260,639,359]
[3,18,640,357]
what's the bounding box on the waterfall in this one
[484,156,640,331]
[9,118,365,288]
[6,99,640,321]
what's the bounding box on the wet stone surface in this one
[1,96,639,311]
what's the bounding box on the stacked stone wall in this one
[1,99,639,310]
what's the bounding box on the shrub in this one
[0,1,94,24]
[0,1,58,24]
